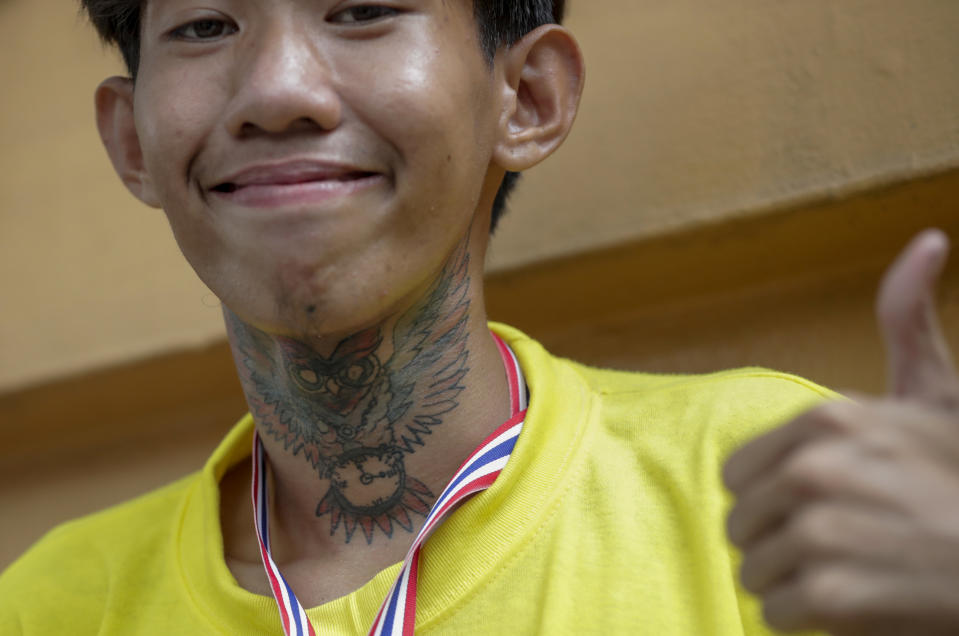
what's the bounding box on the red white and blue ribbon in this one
[252,333,528,636]
[253,430,317,636]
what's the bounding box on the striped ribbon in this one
[252,333,528,636]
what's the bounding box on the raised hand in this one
[723,229,959,635]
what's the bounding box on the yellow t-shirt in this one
[0,325,834,635]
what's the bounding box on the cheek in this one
[133,84,231,285]
[343,39,495,178]
[133,79,220,206]
[395,80,494,224]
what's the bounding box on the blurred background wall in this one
[2,0,959,568]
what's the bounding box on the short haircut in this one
[79,0,567,232]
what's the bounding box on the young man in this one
[3,1,959,634]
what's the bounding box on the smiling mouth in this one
[210,171,384,208]
[212,171,378,193]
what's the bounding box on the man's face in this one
[132,0,504,338]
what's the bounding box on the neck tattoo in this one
[227,243,472,545]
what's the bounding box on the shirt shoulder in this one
[562,363,833,636]
[571,362,839,457]
[0,474,196,635]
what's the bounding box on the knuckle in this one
[725,509,745,547]
[858,426,904,460]
[760,599,786,630]
[789,505,835,553]
[796,569,838,622]
[781,448,828,494]
[739,553,764,594]
[761,586,805,632]
[808,401,860,435]
[781,440,862,497]
[796,566,857,623]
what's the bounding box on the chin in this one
[221,279,393,343]
[206,221,458,341]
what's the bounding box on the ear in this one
[492,25,585,172]
[95,77,161,208]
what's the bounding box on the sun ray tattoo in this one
[227,242,471,544]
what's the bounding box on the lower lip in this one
[211,175,385,208]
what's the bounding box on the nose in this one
[223,24,342,137]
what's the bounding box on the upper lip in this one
[211,159,376,190]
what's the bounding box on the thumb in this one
[877,228,957,404]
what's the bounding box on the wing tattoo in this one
[229,240,472,544]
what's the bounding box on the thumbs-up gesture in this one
[724,229,959,635]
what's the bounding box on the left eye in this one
[329,5,400,24]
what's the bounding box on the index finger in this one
[722,400,859,494]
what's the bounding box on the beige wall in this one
[498,0,959,266]
[3,0,959,391]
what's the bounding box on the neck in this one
[223,239,510,554]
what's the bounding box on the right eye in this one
[170,18,238,41]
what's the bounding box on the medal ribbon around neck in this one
[251,332,529,636]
